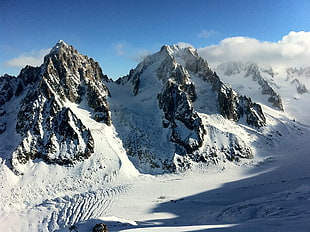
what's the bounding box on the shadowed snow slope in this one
[55,118,310,232]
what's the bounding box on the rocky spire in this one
[114,45,260,173]
[4,41,111,174]
[41,40,111,123]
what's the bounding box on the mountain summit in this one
[0,41,111,174]
[112,44,266,172]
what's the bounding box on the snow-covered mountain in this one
[1,42,269,175]
[111,45,268,173]
[215,61,310,125]
[216,62,283,110]
[0,41,112,175]
[0,41,309,232]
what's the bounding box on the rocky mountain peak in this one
[49,40,69,53]
[40,41,111,123]
[0,41,113,174]
[160,44,197,56]
[286,67,309,94]
[0,41,285,176]
[44,40,108,83]
[112,44,266,173]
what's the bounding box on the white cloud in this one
[198,30,218,39]
[131,49,150,62]
[198,31,310,69]
[5,48,51,68]
[177,42,194,48]
[114,43,127,56]
[113,42,150,62]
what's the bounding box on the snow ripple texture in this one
[24,185,129,232]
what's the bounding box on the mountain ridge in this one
[0,41,304,175]
[0,41,309,232]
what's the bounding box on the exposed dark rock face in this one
[0,74,16,105]
[42,41,111,124]
[0,68,40,106]
[117,53,156,96]
[216,62,284,111]
[0,41,111,174]
[292,79,308,94]
[115,46,208,172]
[245,64,283,110]
[237,96,266,127]
[215,83,266,127]
[217,85,239,121]
[161,46,263,163]
[158,77,205,155]
[93,223,108,232]
[1,42,272,175]
[190,61,267,127]
[287,67,309,94]
[140,47,205,157]
[120,68,141,96]
[12,101,94,174]
[115,45,260,173]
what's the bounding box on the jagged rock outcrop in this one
[214,83,266,127]
[115,45,263,173]
[237,96,266,127]
[286,67,309,94]
[0,74,18,105]
[245,64,283,110]
[157,66,205,155]
[116,46,207,172]
[0,41,111,174]
[183,58,266,126]
[292,79,308,94]
[287,67,310,78]
[216,62,284,111]
[42,41,111,124]
[93,223,108,232]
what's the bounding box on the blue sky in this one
[1,0,309,79]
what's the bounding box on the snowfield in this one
[0,113,309,231]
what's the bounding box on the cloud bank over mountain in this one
[3,31,309,77]
[198,31,310,69]
[4,48,51,68]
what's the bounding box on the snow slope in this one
[53,117,310,232]
[0,100,139,231]
[1,84,308,232]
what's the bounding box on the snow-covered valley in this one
[2,117,308,232]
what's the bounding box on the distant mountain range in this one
[0,41,309,175]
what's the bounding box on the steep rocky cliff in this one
[114,45,263,172]
[0,41,111,174]
[216,62,283,111]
